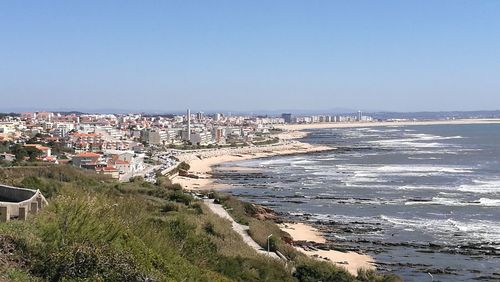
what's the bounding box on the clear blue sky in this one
[1,1,499,113]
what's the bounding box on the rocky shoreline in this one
[212,166,500,281]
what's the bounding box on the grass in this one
[0,166,294,281]
[211,191,402,282]
[0,165,401,281]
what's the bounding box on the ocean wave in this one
[337,164,473,174]
[407,156,442,160]
[365,129,401,133]
[330,165,474,187]
[290,159,316,167]
[369,139,448,148]
[367,133,464,150]
[379,215,500,243]
[397,185,446,191]
[405,197,500,207]
[405,133,464,140]
[458,179,500,194]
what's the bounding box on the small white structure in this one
[0,184,48,222]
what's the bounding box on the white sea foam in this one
[337,164,472,175]
[407,156,442,160]
[291,159,316,166]
[478,198,500,206]
[397,185,444,191]
[367,133,464,150]
[458,179,500,194]
[365,129,400,133]
[380,215,500,242]
[375,165,471,174]
[405,197,500,207]
[260,158,297,166]
[333,164,473,187]
[369,139,448,148]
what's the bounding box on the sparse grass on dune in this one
[0,166,294,281]
[0,165,400,281]
[212,191,402,282]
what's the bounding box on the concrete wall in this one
[0,184,48,221]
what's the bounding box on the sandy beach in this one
[280,223,375,276]
[171,139,332,190]
[169,119,500,275]
[168,131,376,275]
[277,118,500,131]
[172,118,500,190]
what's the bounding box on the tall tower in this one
[358,110,362,121]
[187,109,191,141]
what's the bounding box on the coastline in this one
[171,117,500,191]
[279,223,375,275]
[170,128,377,275]
[170,118,500,276]
[172,136,332,191]
[277,118,500,131]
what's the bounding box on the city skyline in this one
[1,1,500,112]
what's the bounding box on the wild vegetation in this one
[0,165,400,281]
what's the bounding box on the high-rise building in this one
[185,109,191,141]
[281,113,292,123]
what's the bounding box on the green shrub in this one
[294,259,354,282]
[20,176,61,198]
[178,161,191,171]
[190,202,204,214]
[31,243,145,281]
[203,222,217,236]
[215,256,296,282]
[167,190,194,205]
[4,269,35,282]
[357,269,403,282]
[0,166,398,282]
[161,202,179,213]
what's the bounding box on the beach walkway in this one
[203,199,280,260]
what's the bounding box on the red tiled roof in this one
[24,144,50,151]
[97,166,118,172]
[71,133,100,137]
[75,152,101,158]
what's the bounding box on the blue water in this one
[216,124,500,281]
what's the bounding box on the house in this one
[96,166,119,179]
[107,159,130,174]
[0,153,15,162]
[68,133,103,152]
[23,144,52,159]
[71,152,104,169]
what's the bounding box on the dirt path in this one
[203,199,280,260]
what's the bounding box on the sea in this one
[214,123,500,281]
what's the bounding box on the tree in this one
[10,144,28,161]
